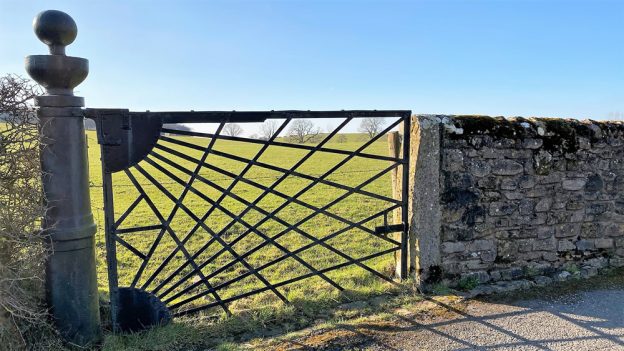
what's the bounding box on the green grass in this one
[84,129,404,348]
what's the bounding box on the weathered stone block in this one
[562,178,587,191]
[519,175,536,189]
[555,223,581,238]
[470,239,495,252]
[489,202,517,216]
[542,252,559,262]
[469,160,491,177]
[534,237,556,251]
[557,240,575,252]
[537,226,555,239]
[575,239,594,251]
[595,238,614,249]
[585,174,604,192]
[523,138,543,149]
[491,160,524,176]
[442,242,466,254]
[535,198,552,212]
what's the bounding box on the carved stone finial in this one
[25,10,88,96]
[33,10,78,55]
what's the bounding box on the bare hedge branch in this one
[0,74,57,349]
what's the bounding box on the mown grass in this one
[84,126,405,349]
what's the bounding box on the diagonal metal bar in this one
[133,163,289,304]
[141,118,292,291]
[158,137,401,206]
[171,246,400,315]
[161,128,402,163]
[115,236,147,260]
[115,224,165,235]
[158,161,401,300]
[163,201,400,305]
[152,146,399,244]
[124,170,170,285]
[113,194,143,229]
[154,117,353,296]
[160,118,404,297]
[126,167,231,314]
[130,123,224,288]
[144,155,343,292]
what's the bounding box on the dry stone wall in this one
[409,115,624,290]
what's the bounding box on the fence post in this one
[387,131,404,278]
[25,10,101,345]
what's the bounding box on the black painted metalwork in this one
[91,109,411,332]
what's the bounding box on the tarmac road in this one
[274,287,624,350]
[386,289,624,350]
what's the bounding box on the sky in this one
[1,0,622,135]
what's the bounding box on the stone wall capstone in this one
[409,115,624,290]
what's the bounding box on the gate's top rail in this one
[85,108,411,124]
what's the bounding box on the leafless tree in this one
[358,117,386,139]
[223,123,243,137]
[336,134,347,143]
[260,120,280,140]
[288,119,320,144]
[0,75,57,348]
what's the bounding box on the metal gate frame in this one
[87,109,411,332]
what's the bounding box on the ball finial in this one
[33,10,77,55]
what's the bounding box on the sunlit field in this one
[87,125,403,319]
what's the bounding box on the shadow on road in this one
[277,284,624,350]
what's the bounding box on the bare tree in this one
[358,117,386,139]
[0,75,56,347]
[260,120,279,140]
[336,134,347,143]
[223,123,243,137]
[288,119,320,144]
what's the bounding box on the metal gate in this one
[87,109,410,331]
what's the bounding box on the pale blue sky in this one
[1,0,622,134]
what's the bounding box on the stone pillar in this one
[409,116,442,289]
[25,10,101,346]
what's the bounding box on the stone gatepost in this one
[25,10,101,346]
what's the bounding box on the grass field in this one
[85,124,405,348]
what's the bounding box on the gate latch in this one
[374,211,405,235]
[374,223,405,235]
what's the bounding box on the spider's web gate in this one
[87,109,411,332]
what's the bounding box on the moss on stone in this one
[540,118,579,153]
[450,115,533,140]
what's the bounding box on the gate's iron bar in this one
[156,155,401,302]
[132,163,289,304]
[97,109,411,326]
[138,110,410,124]
[102,172,120,331]
[115,224,165,235]
[115,236,147,260]
[171,247,400,316]
[400,116,411,278]
[140,118,292,292]
[162,174,401,305]
[162,128,402,163]
[113,194,144,229]
[126,166,232,313]
[156,139,401,206]
[168,118,404,285]
[154,117,353,297]
[143,156,344,292]
[130,123,224,288]
[151,146,398,242]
